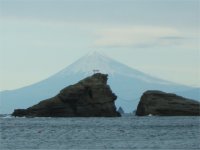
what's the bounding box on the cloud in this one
[159,36,185,40]
[1,15,197,50]
[93,26,197,49]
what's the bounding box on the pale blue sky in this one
[0,0,199,90]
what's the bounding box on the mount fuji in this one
[0,52,199,114]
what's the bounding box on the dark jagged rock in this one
[12,73,120,117]
[117,107,124,114]
[136,90,200,116]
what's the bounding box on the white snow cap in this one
[63,51,117,75]
[57,51,173,85]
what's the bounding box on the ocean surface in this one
[0,116,200,150]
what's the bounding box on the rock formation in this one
[117,107,125,114]
[136,90,200,116]
[12,73,120,117]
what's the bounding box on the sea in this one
[0,115,200,150]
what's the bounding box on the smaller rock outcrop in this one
[12,73,120,117]
[136,90,200,116]
[117,107,125,115]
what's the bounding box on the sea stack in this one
[12,73,120,117]
[117,107,125,115]
[136,90,200,116]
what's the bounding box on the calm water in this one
[0,116,200,150]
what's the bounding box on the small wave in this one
[0,114,13,119]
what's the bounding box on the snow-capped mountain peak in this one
[59,51,117,75]
[56,51,173,85]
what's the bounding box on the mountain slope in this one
[0,52,199,114]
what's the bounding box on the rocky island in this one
[136,90,200,116]
[12,73,120,117]
[117,107,125,115]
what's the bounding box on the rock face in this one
[12,73,120,117]
[136,90,200,116]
